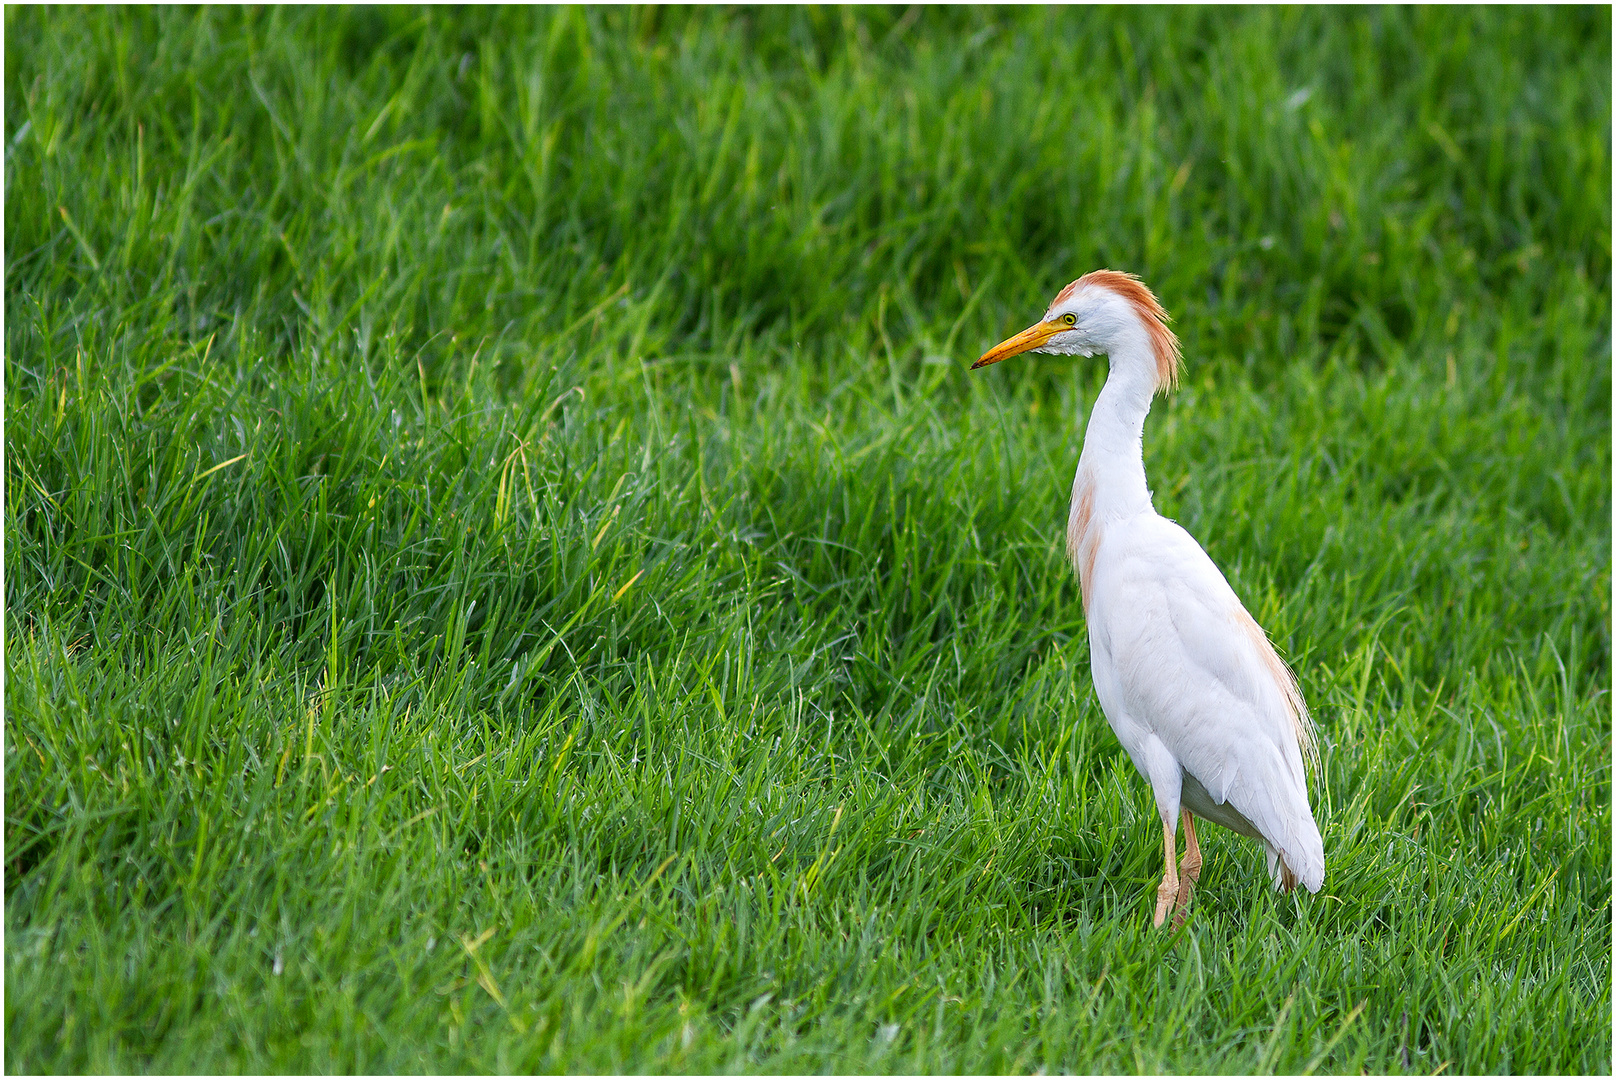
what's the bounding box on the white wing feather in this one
[1086,513,1325,892]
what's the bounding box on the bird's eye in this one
[1062,313,1078,326]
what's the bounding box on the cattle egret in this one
[973,270,1323,928]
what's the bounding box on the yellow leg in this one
[1152,817,1179,928]
[1173,810,1202,928]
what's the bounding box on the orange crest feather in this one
[1053,269,1182,391]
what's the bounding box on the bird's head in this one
[972,269,1181,393]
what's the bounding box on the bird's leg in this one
[1152,817,1180,929]
[1173,810,1202,928]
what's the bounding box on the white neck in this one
[1075,326,1158,520]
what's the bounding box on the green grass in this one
[5,6,1609,1073]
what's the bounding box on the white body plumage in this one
[975,270,1324,925]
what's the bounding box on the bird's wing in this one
[1088,514,1324,890]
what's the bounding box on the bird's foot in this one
[1172,852,1202,927]
[1153,875,1177,928]
[1171,880,1195,929]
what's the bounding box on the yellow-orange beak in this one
[971,321,1067,369]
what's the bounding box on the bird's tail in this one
[1265,828,1324,894]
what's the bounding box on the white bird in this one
[973,270,1323,928]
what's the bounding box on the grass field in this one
[5,7,1610,1073]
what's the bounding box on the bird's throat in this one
[1076,357,1157,523]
